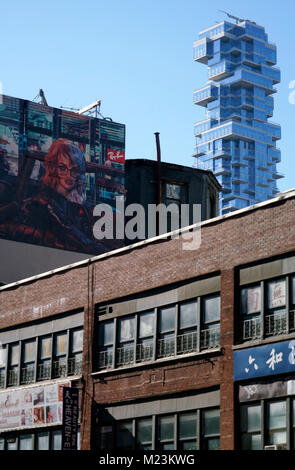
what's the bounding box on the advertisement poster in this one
[0,95,125,255]
[0,381,69,431]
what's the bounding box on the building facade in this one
[193,19,283,216]
[125,158,221,242]
[0,188,295,450]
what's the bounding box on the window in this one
[37,336,52,381]
[240,398,292,450]
[53,333,68,378]
[137,312,154,362]
[239,275,295,343]
[97,294,220,370]
[68,329,83,375]
[202,409,220,450]
[117,317,135,366]
[8,343,19,387]
[99,407,220,451]
[1,327,83,388]
[0,427,80,451]
[158,306,176,358]
[21,340,36,384]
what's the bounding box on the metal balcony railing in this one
[7,369,18,387]
[37,362,52,381]
[200,327,220,350]
[52,359,67,379]
[265,310,287,336]
[157,337,175,358]
[116,346,134,367]
[20,365,35,384]
[68,357,82,376]
[177,331,198,354]
[0,373,5,389]
[98,350,113,369]
[136,342,154,363]
[242,317,262,341]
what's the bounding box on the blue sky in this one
[1,0,294,192]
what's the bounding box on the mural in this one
[0,95,125,254]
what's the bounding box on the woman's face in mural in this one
[56,153,80,197]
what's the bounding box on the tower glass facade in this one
[193,20,283,215]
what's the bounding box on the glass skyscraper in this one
[193,19,283,215]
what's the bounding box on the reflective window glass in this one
[72,329,83,353]
[158,415,174,441]
[19,434,33,450]
[139,312,154,338]
[99,322,114,346]
[54,333,67,356]
[267,280,286,309]
[159,306,175,332]
[179,302,197,329]
[241,286,261,314]
[203,296,220,324]
[179,412,196,439]
[119,317,135,342]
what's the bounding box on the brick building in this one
[0,188,295,450]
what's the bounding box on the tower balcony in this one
[193,84,218,107]
[194,37,213,64]
[208,61,234,81]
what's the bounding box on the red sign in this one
[107,149,125,164]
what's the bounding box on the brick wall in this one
[0,194,295,450]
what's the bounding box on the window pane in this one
[179,302,197,329]
[0,438,4,450]
[37,432,49,450]
[119,317,135,341]
[72,329,83,353]
[7,439,17,450]
[241,433,261,450]
[206,437,220,450]
[203,296,220,323]
[51,430,62,450]
[203,409,220,435]
[158,415,174,440]
[0,346,7,368]
[241,404,261,432]
[99,322,114,346]
[54,333,67,356]
[19,434,33,450]
[23,341,36,363]
[241,286,261,314]
[269,430,287,445]
[117,421,133,449]
[181,440,197,450]
[166,183,181,200]
[179,412,196,439]
[268,401,286,429]
[40,337,52,359]
[292,277,295,305]
[10,344,19,366]
[267,280,286,309]
[137,418,152,444]
[139,312,154,338]
[159,306,175,332]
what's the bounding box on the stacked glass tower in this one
[193,19,283,215]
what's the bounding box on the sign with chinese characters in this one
[234,339,295,381]
[0,381,69,431]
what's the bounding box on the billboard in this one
[0,381,70,431]
[0,95,125,255]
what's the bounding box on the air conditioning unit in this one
[264,444,287,450]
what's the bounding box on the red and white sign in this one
[107,149,125,164]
